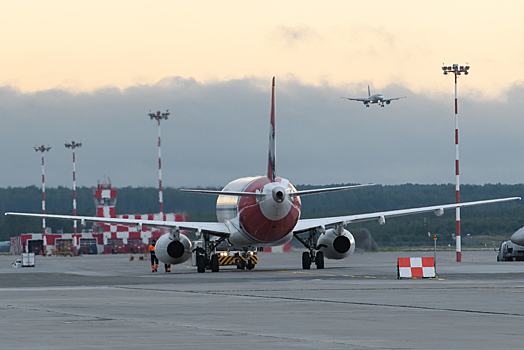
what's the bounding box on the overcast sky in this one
[1,1,523,188]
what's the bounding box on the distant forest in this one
[1,183,524,245]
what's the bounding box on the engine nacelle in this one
[317,228,355,260]
[155,233,192,265]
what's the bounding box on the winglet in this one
[368,85,370,97]
[267,77,276,182]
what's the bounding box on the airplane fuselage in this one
[217,176,301,247]
[365,93,384,105]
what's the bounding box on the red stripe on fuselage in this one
[238,176,301,243]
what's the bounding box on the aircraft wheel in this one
[302,252,311,270]
[246,259,255,270]
[196,255,206,273]
[237,259,246,270]
[316,251,324,269]
[211,254,219,272]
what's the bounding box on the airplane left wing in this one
[383,96,407,103]
[293,197,520,233]
[4,212,231,237]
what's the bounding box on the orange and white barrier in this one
[397,257,436,278]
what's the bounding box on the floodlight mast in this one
[442,63,470,262]
[148,110,169,218]
[34,145,51,253]
[65,141,82,235]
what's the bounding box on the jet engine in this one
[155,232,192,265]
[317,228,355,260]
[386,100,391,105]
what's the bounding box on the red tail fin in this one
[267,77,276,182]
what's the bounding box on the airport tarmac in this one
[1,250,523,349]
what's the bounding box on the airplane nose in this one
[511,226,524,245]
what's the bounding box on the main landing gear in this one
[194,231,227,273]
[294,228,325,270]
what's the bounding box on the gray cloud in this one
[271,24,320,48]
[1,78,523,190]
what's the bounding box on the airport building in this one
[10,180,189,256]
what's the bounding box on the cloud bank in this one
[1,77,523,189]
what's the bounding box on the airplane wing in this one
[292,197,520,233]
[4,212,231,237]
[341,97,366,102]
[383,96,407,102]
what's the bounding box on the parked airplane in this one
[341,86,406,107]
[6,78,520,273]
[510,226,524,245]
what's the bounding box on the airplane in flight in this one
[6,78,520,273]
[341,86,406,107]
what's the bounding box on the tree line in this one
[1,183,523,243]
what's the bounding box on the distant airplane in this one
[341,86,406,107]
[0,241,9,253]
[5,78,520,273]
[511,226,524,245]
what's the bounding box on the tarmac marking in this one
[278,270,390,279]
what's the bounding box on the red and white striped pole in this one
[148,110,169,218]
[454,73,461,263]
[65,141,82,235]
[34,145,51,253]
[442,64,470,262]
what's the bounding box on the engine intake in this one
[317,228,355,260]
[155,233,192,265]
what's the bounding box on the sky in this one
[1,0,524,189]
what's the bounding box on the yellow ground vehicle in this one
[218,250,258,269]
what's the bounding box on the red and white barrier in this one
[262,242,292,253]
[397,257,436,278]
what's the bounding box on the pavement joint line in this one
[109,286,524,318]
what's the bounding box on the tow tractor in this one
[191,238,257,272]
[217,250,258,269]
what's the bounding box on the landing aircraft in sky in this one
[341,86,406,107]
[6,78,520,273]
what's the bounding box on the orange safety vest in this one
[149,245,155,253]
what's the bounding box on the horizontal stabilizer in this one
[291,183,376,197]
[180,189,262,198]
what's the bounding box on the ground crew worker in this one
[149,239,171,273]
[149,240,159,272]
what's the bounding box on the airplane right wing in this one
[293,197,521,233]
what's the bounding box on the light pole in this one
[442,63,470,262]
[34,145,51,253]
[65,141,82,235]
[148,110,169,218]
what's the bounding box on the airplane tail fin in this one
[368,85,370,97]
[267,77,276,182]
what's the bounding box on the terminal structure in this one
[11,179,189,256]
